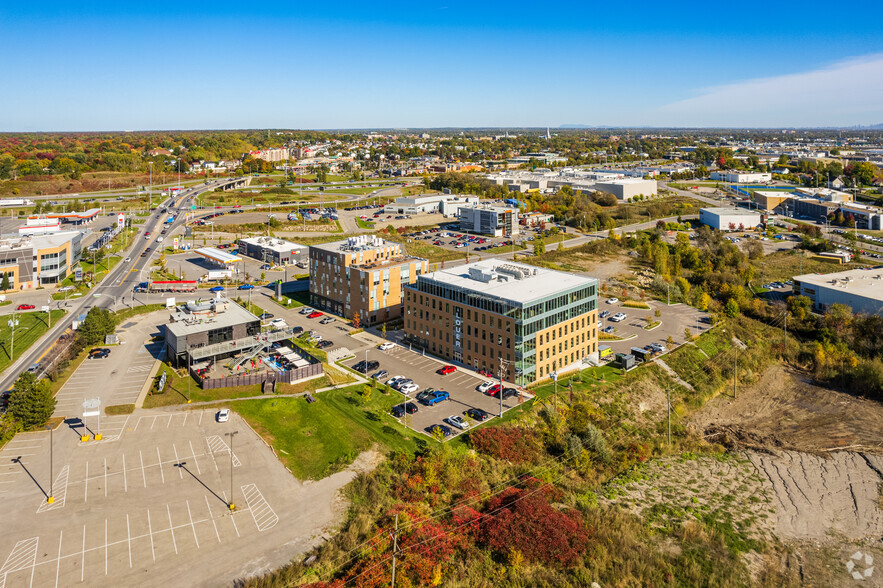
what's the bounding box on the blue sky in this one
[1,1,882,130]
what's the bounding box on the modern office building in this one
[309,236,428,324]
[792,267,883,315]
[699,207,763,231]
[458,204,519,236]
[403,260,599,385]
[593,178,658,200]
[163,296,262,367]
[792,198,840,220]
[238,236,307,266]
[0,231,84,291]
[382,194,478,216]
[709,171,772,183]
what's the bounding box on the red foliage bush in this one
[469,426,542,463]
[478,486,589,566]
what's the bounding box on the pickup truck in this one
[421,390,450,406]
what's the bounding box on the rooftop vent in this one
[494,264,534,280]
[468,267,494,283]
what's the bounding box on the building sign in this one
[173,237,179,249]
[74,267,83,281]
[117,213,125,230]
[453,306,462,349]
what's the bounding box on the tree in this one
[9,372,56,428]
[724,299,740,318]
[78,306,115,345]
[533,239,545,256]
[352,312,361,329]
[0,272,10,292]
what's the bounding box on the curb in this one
[135,350,166,409]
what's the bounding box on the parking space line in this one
[122,455,127,492]
[241,484,278,532]
[103,459,107,497]
[37,465,69,513]
[104,519,108,575]
[0,537,38,588]
[222,492,240,538]
[84,462,88,502]
[174,445,182,478]
[157,448,165,484]
[167,416,172,429]
[205,436,241,467]
[140,451,147,488]
[188,441,201,475]
[187,500,199,548]
[198,411,204,425]
[53,531,62,588]
[126,514,132,568]
[205,496,221,543]
[80,525,86,582]
[167,504,178,555]
[147,509,155,562]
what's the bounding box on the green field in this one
[0,310,66,375]
[233,385,419,479]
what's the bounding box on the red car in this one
[486,383,502,396]
[438,365,457,375]
[308,311,323,319]
[16,304,35,311]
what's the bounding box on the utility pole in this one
[783,314,787,350]
[733,349,737,399]
[390,513,399,587]
[666,387,671,446]
[226,431,239,510]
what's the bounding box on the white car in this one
[387,375,406,387]
[124,257,131,262]
[477,381,495,393]
[606,297,619,304]
[378,342,395,350]
[446,415,469,430]
[216,409,230,423]
[609,312,627,322]
[400,383,419,395]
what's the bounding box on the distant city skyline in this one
[1,1,882,131]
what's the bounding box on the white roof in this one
[794,267,883,301]
[240,237,305,254]
[195,247,242,264]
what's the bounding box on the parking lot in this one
[598,299,712,360]
[0,409,324,587]
[340,341,529,440]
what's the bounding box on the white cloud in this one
[655,53,883,127]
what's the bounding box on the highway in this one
[0,177,242,393]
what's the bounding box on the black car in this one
[427,424,452,438]
[291,326,304,334]
[404,402,418,414]
[491,387,519,400]
[259,313,274,319]
[391,404,406,418]
[353,360,380,374]
[88,348,111,359]
[317,340,333,349]
[466,408,490,422]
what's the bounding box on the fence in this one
[196,343,323,390]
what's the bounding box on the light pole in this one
[148,161,153,209]
[8,312,19,361]
[46,424,54,504]
[226,431,239,510]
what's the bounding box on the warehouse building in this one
[792,267,883,316]
[382,194,478,216]
[309,235,428,325]
[709,171,772,183]
[403,260,599,385]
[698,207,763,231]
[238,236,307,266]
[458,204,519,236]
[593,178,658,201]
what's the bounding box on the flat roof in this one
[194,247,242,264]
[794,266,883,301]
[164,297,258,338]
[239,237,305,254]
[417,259,596,306]
[310,236,400,254]
[700,207,762,216]
[594,178,656,185]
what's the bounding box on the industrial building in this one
[381,194,478,217]
[0,231,84,291]
[751,190,793,212]
[403,260,599,385]
[309,236,428,325]
[458,204,519,236]
[792,267,883,315]
[699,207,763,231]
[792,198,840,220]
[709,171,772,183]
[238,237,307,266]
[593,178,658,201]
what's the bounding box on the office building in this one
[751,190,793,212]
[0,231,84,291]
[309,236,428,324]
[593,178,658,201]
[458,204,519,237]
[792,267,883,315]
[404,260,599,385]
[709,171,772,183]
[381,194,478,217]
[699,207,763,231]
[792,198,840,220]
[239,237,307,266]
[163,296,262,367]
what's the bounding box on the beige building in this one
[309,236,428,325]
[404,260,599,385]
[0,231,84,291]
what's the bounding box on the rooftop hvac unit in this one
[468,267,494,283]
[494,263,534,280]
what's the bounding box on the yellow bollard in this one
[81,435,89,442]
[228,503,235,511]
[47,496,54,504]
[94,433,102,441]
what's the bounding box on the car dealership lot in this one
[341,343,530,440]
[0,409,321,588]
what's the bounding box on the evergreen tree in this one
[9,372,56,428]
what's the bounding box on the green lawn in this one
[0,310,66,375]
[356,218,375,229]
[233,385,420,479]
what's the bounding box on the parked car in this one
[391,404,407,418]
[601,325,615,334]
[466,408,490,422]
[88,348,110,359]
[427,424,452,438]
[317,340,333,349]
[259,312,274,319]
[609,312,627,322]
[606,297,619,304]
[371,370,389,380]
[237,284,255,290]
[353,360,380,373]
[387,375,406,388]
[216,409,230,423]
[307,311,323,319]
[16,304,35,311]
[209,286,224,293]
[599,310,611,319]
[445,415,469,430]
[378,342,395,350]
[421,390,450,406]
[400,383,419,395]
[477,381,495,393]
[319,317,334,325]
[299,307,314,315]
[438,365,457,375]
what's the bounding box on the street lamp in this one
[226,431,239,510]
[7,312,19,361]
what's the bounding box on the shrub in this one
[469,426,542,464]
[581,424,611,463]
